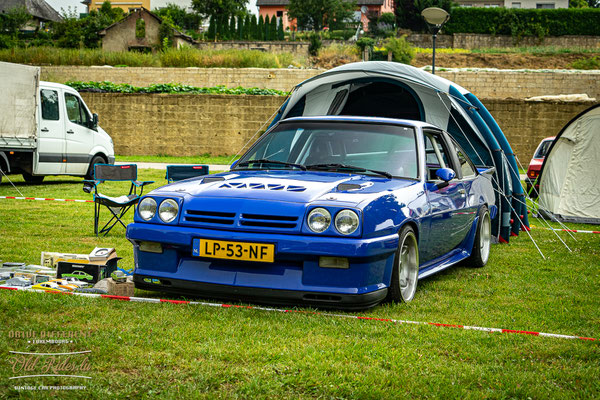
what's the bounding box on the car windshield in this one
[534,139,553,158]
[236,121,418,179]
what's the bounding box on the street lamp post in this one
[421,7,450,75]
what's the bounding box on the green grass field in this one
[0,171,599,398]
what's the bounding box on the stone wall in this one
[42,66,600,99]
[81,93,285,157]
[43,66,319,92]
[194,35,600,52]
[80,92,596,162]
[197,41,310,54]
[406,33,600,49]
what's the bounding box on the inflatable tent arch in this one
[268,62,528,242]
[538,104,600,225]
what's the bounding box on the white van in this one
[0,62,115,184]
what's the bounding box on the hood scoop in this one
[202,176,225,184]
[219,181,306,192]
[336,182,374,192]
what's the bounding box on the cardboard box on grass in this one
[56,257,120,284]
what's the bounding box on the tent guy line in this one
[0,286,596,343]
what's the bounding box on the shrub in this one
[308,33,322,56]
[383,36,414,64]
[66,81,289,96]
[571,56,600,70]
[355,37,375,54]
[444,8,600,37]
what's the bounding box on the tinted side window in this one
[41,89,59,121]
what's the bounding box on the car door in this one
[35,88,65,174]
[64,91,95,175]
[422,130,468,260]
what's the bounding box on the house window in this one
[536,3,555,7]
[511,2,521,7]
[276,11,283,17]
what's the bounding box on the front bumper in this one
[127,223,399,309]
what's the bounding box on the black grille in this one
[184,210,235,225]
[240,213,298,229]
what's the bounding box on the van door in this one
[35,88,66,174]
[64,91,95,175]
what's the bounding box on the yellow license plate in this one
[194,239,275,263]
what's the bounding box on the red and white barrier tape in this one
[0,286,596,342]
[0,196,93,203]
[533,226,600,234]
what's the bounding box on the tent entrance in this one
[286,78,425,122]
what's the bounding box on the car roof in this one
[280,116,438,130]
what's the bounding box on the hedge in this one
[444,8,600,37]
[67,81,289,96]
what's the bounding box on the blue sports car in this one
[127,116,496,309]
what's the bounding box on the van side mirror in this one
[91,113,99,130]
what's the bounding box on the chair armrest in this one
[133,180,154,187]
[83,180,100,194]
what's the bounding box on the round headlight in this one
[335,210,359,235]
[138,197,157,221]
[159,199,179,223]
[307,207,331,233]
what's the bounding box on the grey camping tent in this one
[538,104,600,224]
[268,61,529,242]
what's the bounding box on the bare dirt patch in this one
[413,52,599,69]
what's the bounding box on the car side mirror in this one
[91,113,98,130]
[435,168,455,190]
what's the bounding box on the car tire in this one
[85,156,105,180]
[466,206,491,268]
[388,225,419,303]
[22,173,44,184]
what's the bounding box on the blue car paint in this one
[126,117,496,308]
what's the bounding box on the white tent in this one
[538,104,600,224]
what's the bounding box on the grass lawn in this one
[116,154,238,166]
[0,171,599,398]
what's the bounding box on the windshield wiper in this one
[234,159,307,171]
[305,163,392,179]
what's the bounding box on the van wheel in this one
[22,173,44,184]
[85,156,105,180]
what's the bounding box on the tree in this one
[229,14,236,39]
[396,0,453,32]
[269,14,277,40]
[0,6,31,36]
[277,17,284,40]
[258,14,264,40]
[264,14,271,40]
[244,14,251,39]
[286,0,355,31]
[191,0,248,19]
[237,15,244,39]
[249,14,257,39]
[207,15,216,39]
[154,4,203,31]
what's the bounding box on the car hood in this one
[152,170,418,207]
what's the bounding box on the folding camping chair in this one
[83,164,154,236]
[165,165,209,183]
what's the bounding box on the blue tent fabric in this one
[269,61,528,242]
